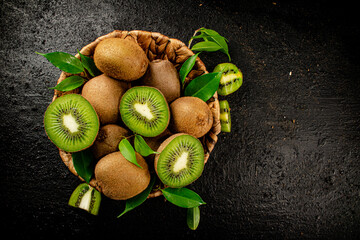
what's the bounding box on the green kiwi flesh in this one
[44,94,100,152]
[155,134,204,188]
[213,63,243,96]
[68,183,101,215]
[120,86,170,137]
[219,100,231,132]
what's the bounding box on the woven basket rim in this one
[52,30,221,199]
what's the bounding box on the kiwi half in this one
[119,86,170,137]
[213,63,243,96]
[44,94,100,152]
[154,134,205,188]
[68,183,101,215]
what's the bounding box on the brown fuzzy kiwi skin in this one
[91,124,130,160]
[169,97,213,138]
[139,59,180,103]
[94,151,150,200]
[93,38,149,81]
[154,133,187,177]
[81,74,129,125]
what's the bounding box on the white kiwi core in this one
[134,102,154,120]
[78,187,92,211]
[173,151,189,173]
[63,113,79,133]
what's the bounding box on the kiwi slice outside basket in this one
[119,86,170,137]
[213,63,243,96]
[219,100,231,132]
[68,183,101,215]
[44,94,100,152]
[154,134,205,188]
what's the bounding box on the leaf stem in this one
[188,28,202,49]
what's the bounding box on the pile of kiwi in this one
[44,37,216,204]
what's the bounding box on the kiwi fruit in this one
[81,74,129,124]
[91,124,130,159]
[44,94,99,152]
[219,100,231,132]
[68,183,101,215]
[154,133,205,188]
[93,38,149,81]
[119,86,170,137]
[139,59,180,102]
[213,63,243,96]
[94,151,151,200]
[169,97,213,138]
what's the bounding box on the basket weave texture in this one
[53,30,221,198]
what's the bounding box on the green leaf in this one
[117,175,156,218]
[77,50,102,77]
[134,134,159,157]
[187,207,200,230]
[118,138,142,168]
[72,149,95,183]
[36,51,84,74]
[161,188,206,208]
[184,72,221,102]
[191,41,222,52]
[49,75,85,91]
[192,28,231,61]
[179,52,200,88]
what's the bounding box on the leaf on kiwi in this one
[77,50,102,77]
[72,149,95,184]
[134,134,159,157]
[49,75,85,91]
[118,138,143,169]
[117,174,156,218]
[187,206,200,230]
[161,187,206,208]
[184,72,221,102]
[36,51,84,74]
[179,52,200,88]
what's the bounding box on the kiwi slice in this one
[44,94,100,152]
[154,134,204,188]
[213,63,243,96]
[119,86,170,137]
[68,183,101,215]
[219,100,231,132]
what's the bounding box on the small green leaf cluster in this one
[36,50,101,91]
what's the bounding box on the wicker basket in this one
[52,30,221,198]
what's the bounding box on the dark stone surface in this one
[1,0,359,239]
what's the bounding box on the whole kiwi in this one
[169,97,213,138]
[93,38,149,81]
[94,151,150,200]
[139,59,180,102]
[91,124,130,160]
[81,74,129,124]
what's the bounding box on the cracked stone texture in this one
[0,0,359,239]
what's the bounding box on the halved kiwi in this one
[154,134,205,188]
[119,86,170,137]
[44,94,100,152]
[213,63,243,96]
[68,183,101,215]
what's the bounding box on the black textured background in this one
[1,0,359,239]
